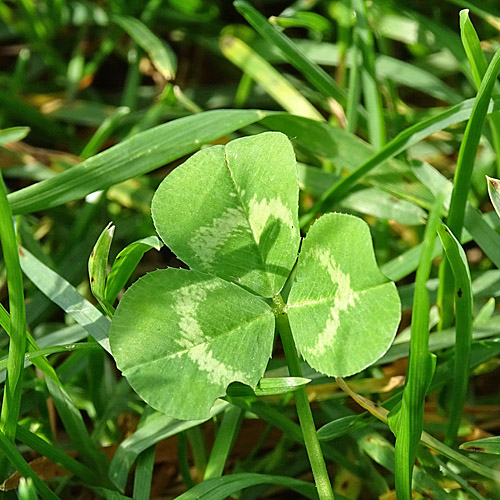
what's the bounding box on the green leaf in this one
[486,176,500,218]
[437,224,473,446]
[0,126,30,146]
[0,429,60,500]
[89,223,115,317]
[45,378,109,476]
[19,247,111,353]
[8,109,266,215]
[109,269,275,420]
[226,376,310,396]
[173,472,322,500]
[105,235,162,304]
[388,193,444,500]
[460,436,500,455]
[317,414,370,441]
[234,0,347,106]
[287,213,401,376]
[113,16,176,81]
[220,36,323,121]
[151,132,300,298]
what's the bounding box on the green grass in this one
[1,1,500,499]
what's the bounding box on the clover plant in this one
[109,131,401,497]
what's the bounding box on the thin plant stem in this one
[272,294,335,500]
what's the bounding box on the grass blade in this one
[113,15,176,81]
[0,126,30,145]
[204,407,243,480]
[15,425,97,484]
[226,377,310,397]
[220,36,323,121]
[0,429,60,500]
[233,0,347,106]
[132,446,155,500]
[105,235,161,304]
[19,246,111,353]
[0,342,99,373]
[175,473,323,500]
[45,378,109,480]
[437,224,473,446]
[0,303,60,385]
[295,94,500,227]
[89,223,115,317]
[387,193,444,500]
[337,378,500,482]
[80,106,130,159]
[438,47,500,329]
[461,436,500,455]
[460,9,500,175]
[352,0,386,148]
[0,171,26,478]
[8,109,266,215]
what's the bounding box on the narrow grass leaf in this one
[80,106,130,159]
[173,472,321,500]
[0,127,30,145]
[89,223,115,317]
[261,39,462,104]
[338,378,500,482]
[346,32,362,132]
[226,377,310,397]
[105,235,162,304]
[19,247,111,352]
[8,109,266,215]
[132,446,155,500]
[220,36,323,121]
[294,94,500,227]
[91,488,132,500]
[45,378,109,475]
[15,425,97,484]
[0,303,60,384]
[460,9,500,175]
[487,176,500,218]
[233,0,347,106]
[378,316,500,365]
[438,47,500,329]
[356,430,454,500]
[387,193,444,500]
[460,10,488,88]
[108,401,228,491]
[351,0,385,148]
[317,414,370,442]
[113,16,176,81]
[0,342,99,373]
[0,171,26,477]
[460,436,500,455]
[437,224,473,446]
[0,429,60,500]
[204,407,242,480]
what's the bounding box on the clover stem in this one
[272,294,335,500]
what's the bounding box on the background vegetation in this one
[1,0,500,498]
